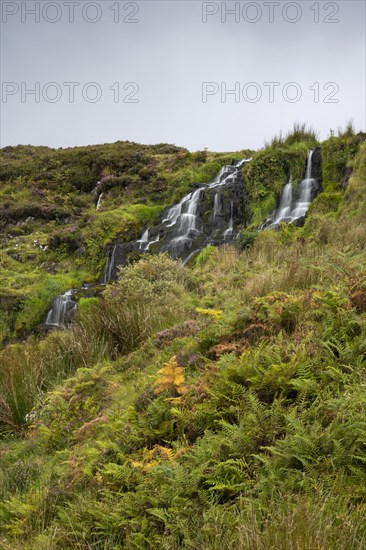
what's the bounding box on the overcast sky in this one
[1,0,365,151]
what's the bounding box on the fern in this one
[154,356,186,395]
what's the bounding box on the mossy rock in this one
[308,192,343,215]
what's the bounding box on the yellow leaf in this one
[174,374,185,386]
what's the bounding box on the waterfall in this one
[146,234,160,251]
[144,157,250,260]
[96,193,103,211]
[290,151,315,220]
[162,195,187,227]
[213,193,221,220]
[41,156,249,333]
[99,157,251,277]
[290,179,313,220]
[164,188,205,258]
[45,290,77,328]
[137,229,149,251]
[262,150,318,229]
[209,166,236,189]
[187,189,202,216]
[274,178,293,222]
[306,149,313,180]
[101,244,118,284]
[178,188,204,236]
[224,201,234,240]
[236,157,252,169]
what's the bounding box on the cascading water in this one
[262,150,320,229]
[274,177,293,223]
[41,149,322,333]
[96,193,103,211]
[99,158,250,282]
[178,188,203,235]
[162,198,185,227]
[101,244,118,284]
[291,179,313,220]
[146,234,160,250]
[236,158,252,169]
[209,165,237,188]
[224,201,234,240]
[158,160,249,260]
[213,193,221,220]
[45,290,77,328]
[290,151,315,220]
[137,229,149,251]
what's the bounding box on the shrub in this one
[237,229,257,250]
[0,344,41,432]
[194,245,216,267]
[98,255,190,356]
[322,132,365,185]
[283,122,318,146]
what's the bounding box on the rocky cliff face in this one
[311,146,323,187]
[101,160,249,282]
[101,150,324,282]
[45,150,324,325]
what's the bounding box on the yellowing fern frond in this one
[195,307,223,319]
[154,356,186,395]
[131,445,176,472]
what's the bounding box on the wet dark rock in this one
[342,167,353,190]
[100,160,250,283]
[311,146,322,185]
[101,242,135,283]
[10,253,23,262]
[40,262,58,274]
[44,290,77,328]
[291,216,306,228]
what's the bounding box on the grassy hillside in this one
[0,142,252,344]
[0,130,365,549]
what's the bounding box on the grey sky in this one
[1,0,365,151]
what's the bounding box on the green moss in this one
[77,297,99,316]
[308,192,343,216]
[322,133,365,186]
[194,245,217,267]
[243,143,310,227]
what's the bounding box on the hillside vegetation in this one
[0,142,252,343]
[0,128,366,549]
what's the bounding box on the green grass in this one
[264,122,319,149]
